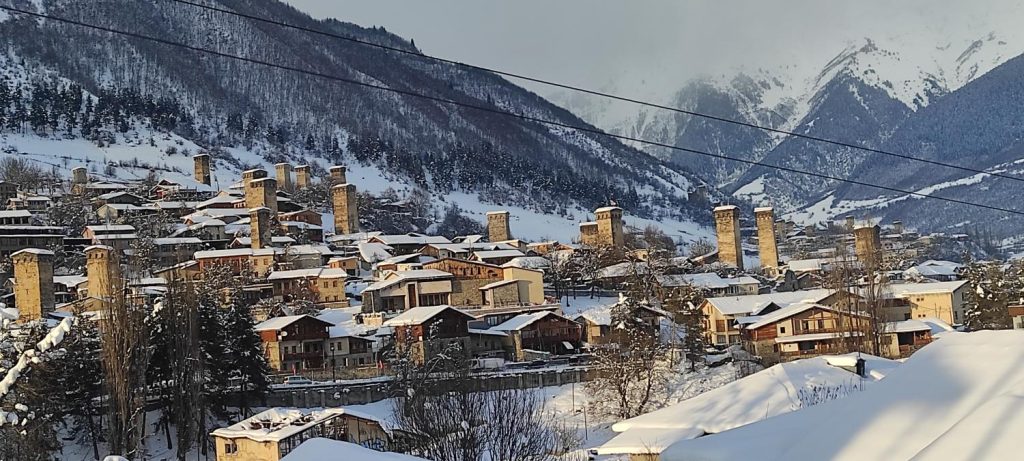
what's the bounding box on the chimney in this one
[713,206,743,270]
[486,211,512,242]
[755,207,779,271]
[275,163,293,192]
[12,248,55,322]
[295,165,311,190]
[332,183,359,235]
[193,154,212,186]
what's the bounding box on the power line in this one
[2,5,1022,218]
[163,0,1024,185]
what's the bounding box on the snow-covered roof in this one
[232,236,296,246]
[254,315,328,332]
[11,248,54,257]
[705,289,834,316]
[658,331,1024,461]
[267,268,349,281]
[383,305,468,326]
[472,249,526,260]
[656,273,759,290]
[152,237,203,245]
[0,210,31,219]
[744,303,847,330]
[211,407,395,444]
[600,353,898,456]
[595,206,622,213]
[492,311,560,331]
[468,328,508,337]
[371,233,451,246]
[885,319,932,334]
[501,256,551,270]
[885,281,967,296]
[194,248,277,259]
[280,438,427,461]
[712,205,738,211]
[478,279,520,291]
[357,242,393,263]
[363,269,453,292]
[86,224,136,233]
[576,305,613,326]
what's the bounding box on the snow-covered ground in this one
[659,330,1024,461]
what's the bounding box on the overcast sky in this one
[284,1,1024,98]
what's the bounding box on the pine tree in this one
[664,284,709,371]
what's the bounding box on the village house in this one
[656,273,760,298]
[383,305,475,364]
[194,247,278,278]
[368,233,451,255]
[879,281,967,325]
[211,407,403,461]
[0,225,65,258]
[702,289,843,346]
[740,303,871,363]
[0,210,32,226]
[0,181,18,204]
[266,268,350,307]
[491,311,582,361]
[360,269,454,313]
[255,315,333,372]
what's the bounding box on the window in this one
[224,441,238,454]
[716,334,727,344]
[716,320,727,332]
[779,326,786,334]
[817,320,824,329]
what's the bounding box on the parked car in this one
[525,360,547,369]
[282,376,313,385]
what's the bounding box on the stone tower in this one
[486,211,512,243]
[854,224,882,268]
[755,207,779,271]
[247,177,278,213]
[579,222,599,247]
[329,166,347,186]
[12,249,55,322]
[250,207,273,250]
[714,205,743,270]
[194,154,212,186]
[845,215,856,231]
[275,163,293,192]
[241,168,268,191]
[332,183,359,235]
[71,167,88,185]
[595,206,625,247]
[86,245,120,302]
[893,220,904,235]
[295,165,311,190]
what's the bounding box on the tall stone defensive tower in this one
[755,207,779,272]
[241,168,268,191]
[595,206,624,247]
[12,248,55,322]
[247,177,278,213]
[86,245,120,302]
[194,154,212,186]
[486,211,512,243]
[250,207,273,250]
[275,163,293,192]
[332,183,359,235]
[714,205,743,270]
[854,224,882,268]
[329,165,347,186]
[71,167,88,185]
[295,165,311,190]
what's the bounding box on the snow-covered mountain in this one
[0,0,719,243]
[553,25,1024,235]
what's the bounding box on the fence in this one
[261,367,596,408]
